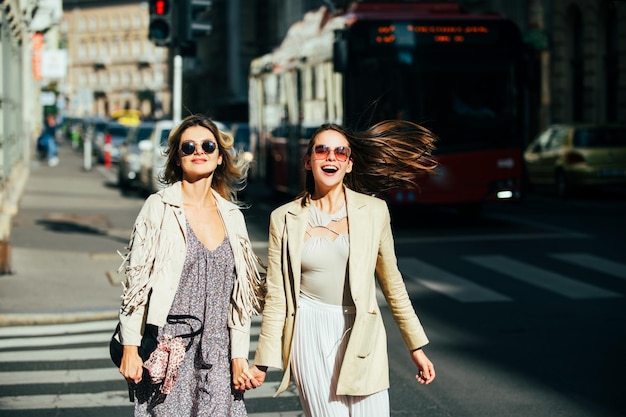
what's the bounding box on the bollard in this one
[104,132,112,168]
[83,137,93,171]
[0,240,11,274]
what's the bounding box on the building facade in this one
[542,0,624,125]
[62,0,170,119]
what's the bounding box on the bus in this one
[249,1,529,215]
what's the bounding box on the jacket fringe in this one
[230,235,267,327]
[117,216,169,315]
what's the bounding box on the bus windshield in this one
[346,20,524,152]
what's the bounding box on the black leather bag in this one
[109,314,203,368]
[109,323,158,368]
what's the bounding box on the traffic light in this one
[148,0,172,46]
[178,0,213,45]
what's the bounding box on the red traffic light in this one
[153,0,170,16]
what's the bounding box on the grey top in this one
[300,203,353,306]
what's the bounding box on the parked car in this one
[95,121,131,164]
[137,120,175,194]
[118,122,155,191]
[524,124,626,196]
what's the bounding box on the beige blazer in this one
[254,187,429,396]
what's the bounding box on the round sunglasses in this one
[180,140,217,156]
[313,145,351,162]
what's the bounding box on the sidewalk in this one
[0,144,145,326]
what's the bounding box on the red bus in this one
[249,1,529,215]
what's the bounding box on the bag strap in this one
[166,314,204,340]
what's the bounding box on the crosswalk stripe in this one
[0,368,120,385]
[0,391,131,409]
[0,391,300,413]
[550,253,626,280]
[0,331,111,349]
[398,257,511,302]
[0,346,109,362]
[0,344,262,364]
[465,255,621,299]
[0,320,118,337]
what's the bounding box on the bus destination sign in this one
[372,23,499,46]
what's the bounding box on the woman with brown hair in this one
[241,120,438,416]
[116,114,264,416]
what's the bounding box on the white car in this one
[137,120,175,194]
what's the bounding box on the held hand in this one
[248,365,268,387]
[119,345,144,385]
[232,359,265,391]
[411,348,436,385]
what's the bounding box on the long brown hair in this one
[161,114,249,202]
[298,120,437,205]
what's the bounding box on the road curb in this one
[0,310,118,327]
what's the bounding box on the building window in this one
[132,39,140,55]
[78,42,87,59]
[90,40,98,58]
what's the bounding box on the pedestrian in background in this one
[241,121,438,416]
[37,114,59,166]
[116,114,264,416]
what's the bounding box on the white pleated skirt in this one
[290,297,390,417]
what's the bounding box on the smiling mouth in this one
[322,166,338,173]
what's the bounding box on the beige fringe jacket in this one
[117,182,264,359]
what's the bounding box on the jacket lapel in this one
[160,182,186,239]
[346,189,369,294]
[285,203,307,297]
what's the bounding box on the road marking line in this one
[0,320,118,337]
[398,257,511,302]
[465,255,621,299]
[551,253,626,280]
[0,368,121,385]
[0,346,109,362]
[0,332,111,349]
[394,232,589,245]
[488,214,590,236]
[0,390,300,411]
[0,391,130,409]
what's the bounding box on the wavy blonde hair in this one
[299,120,438,205]
[161,114,249,202]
